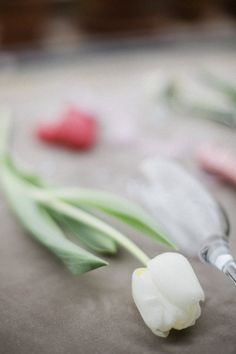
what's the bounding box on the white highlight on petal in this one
[132,252,204,337]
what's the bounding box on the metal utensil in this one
[128,158,236,284]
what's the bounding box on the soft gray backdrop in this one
[1,43,236,353]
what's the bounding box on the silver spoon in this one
[128,158,236,284]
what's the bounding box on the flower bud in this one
[132,252,204,337]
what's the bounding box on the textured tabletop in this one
[0,43,236,354]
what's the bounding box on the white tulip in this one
[132,252,204,337]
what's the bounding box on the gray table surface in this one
[1,43,236,353]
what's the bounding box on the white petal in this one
[132,268,180,336]
[148,253,205,309]
[132,268,165,332]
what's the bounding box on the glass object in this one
[128,157,236,284]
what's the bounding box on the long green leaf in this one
[5,158,118,255]
[4,155,47,187]
[38,196,150,265]
[160,80,236,129]
[42,188,176,248]
[188,103,236,128]
[0,165,108,275]
[50,211,118,255]
[202,72,236,105]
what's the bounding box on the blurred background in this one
[0,0,236,194]
[0,0,235,51]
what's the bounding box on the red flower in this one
[37,107,97,150]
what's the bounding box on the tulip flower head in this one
[132,252,204,337]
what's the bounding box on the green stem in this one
[34,192,150,266]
